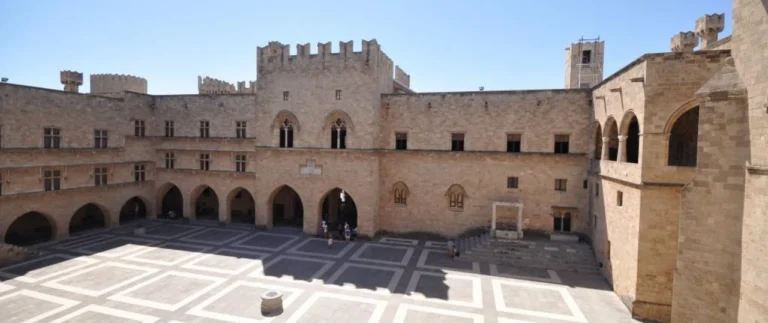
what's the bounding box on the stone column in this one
[218,201,229,224]
[517,203,524,238]
[617,135,628,162]
[601,137,610,160]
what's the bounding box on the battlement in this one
[696,13,725,49]
[60,70,83,93]
[395,66,410,88]
[90,73,147,94]
[671,31,698,52]
[236,80,256,94]
[198,76,236,94]
[257,39,394,75]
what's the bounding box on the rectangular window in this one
[617,191,623,207]
[554,213,572,232]
[555,179,567,191]
[235,121,247,139]
[199,153,210,171]
[451,133,465,152]
[0,124,3,149]
[331,128,347,149]
[165,120,175,137]
[395,132,408,150]
[280,127,294,148]
[94,167,108,186]
[593,213,598,228]
[554,135,570,154]
[133,164,146,182]
[596,183,600,196]
[164,152,175,169]
[94,129,108,149]
[235,154,247,172]
[44,127,61,149]
[200,121,210,138]
[283,91,289,101]
[582,50,592,64]
[335,90,342,100]
[43,170,61,191]
[506,134,521,153]
[134,120,145,137]
[583,180,588,189]
[449,193,464,209]
[507,177,519,189]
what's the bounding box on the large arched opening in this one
[605,118,619,161]
[69,203,107,235]
[160,184,183,219]
[593,124,603,160]
[668,106,699,167]
[270,185,304,227]
[119,197,148,224]
[621,113,640,164]
[228,187,255,224]
[5,212,55,246]
[193,186,220,221]
[320,188,358,234]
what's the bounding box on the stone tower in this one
[60,70,83,93]
[565,38,605,89]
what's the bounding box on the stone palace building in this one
[0,0,766,321]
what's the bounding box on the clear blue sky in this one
[0,0,731,94]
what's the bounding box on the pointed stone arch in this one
[392,181,409,205]
[70,202,110,235]
[227,187,255,224]
[190,184,220,221]
[445,184,467,210]
[4,211,57,246]
[322,110,354,131]
[619,110,640,164]
[604,116,619,161]
[272,110,300,131]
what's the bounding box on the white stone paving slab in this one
[48,304,160,323]
[492,279,587,322]
[0,290,79,323]
[187,280,304,323]
[108,270,227,311]
[0,254,100,283]
[42,262,159,297]
[284,291,387,323]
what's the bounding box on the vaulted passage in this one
[161,185,183,219]
[321,188,358,234]
[271,186,303,227]
[195,186,219,221]
[668,107,699,167]
[70,203,106,235]
[229,188,255,224]
[5,212,54,246]
[626,117,640,163]
[120,197,147,224]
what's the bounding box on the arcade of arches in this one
[4,212,54,246]
[69,203,107,235]
[120,197,148,224]
[229,188,255,224]
[194,186,219,221]
[271,186,304,227]
[321,188,358,231]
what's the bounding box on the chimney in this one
[696,13,725,49]
[60,70,83,93]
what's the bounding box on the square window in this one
[44,170,62,191]
[506,134,521,153]
[44,127,61,149]
[94,130,108,149]
[451,133,464,152]
[555,179,567,191]
[395,132,407,150]
[235,155,247,172]
[199,153,211,171]
[283,91,289,101]
[94,167,108,186]
[507,177,519,189]
[582,50,592,64]
[617,191,623,207]
[164,152,175,169]
[133,164,146,182]
[554,134,570,154]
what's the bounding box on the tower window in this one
[44,127,61,149]
[506,134,521,153]
[451,133,465,151]
[94,129,108,149]
[134,120,145,137]
[395,132,407,150]
[200,120,210,138]
[554,212,572,232]
[283,91,289,101]
[582,50,592,64]
[335,90,342,100]
[330,118,347,149]
[279,119,294,148]
[236,121,247,139]
[554,135,570,154]
[617,191,623,207]
[235,154,247,172]
[165,120,175,137]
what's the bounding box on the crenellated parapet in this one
[90,74,147,94]
[257,39,394,76]
[60,70,83,93]
[198,76,236,94]
[395,65,410,88]
[671,31,699,52]
[236,81,256,94]
[696,13,725,49]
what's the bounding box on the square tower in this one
[565,38,605,89]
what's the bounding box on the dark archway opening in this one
[607,121,619,161]
[5,212,54,246]
[161,185,183,219]
[195,187,219,221]
[230,188,255,224]
[626,117,640,163]
[593,125,603,160]
[321,188,358,234]
[668,107,699,167]
[70,203,106,235]
[271,186,304,227]
[120,197,147,224]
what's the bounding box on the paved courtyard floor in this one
[0,220,639,323]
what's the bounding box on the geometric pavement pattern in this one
[0,220,640,323]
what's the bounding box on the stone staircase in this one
[458,234,601,274]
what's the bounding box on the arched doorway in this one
[320,188,358,234]
[668,106,699,167]
[70,203,107,235]
[120,197,148,224]
[160,185,183,219]
[229,188,255,224]
[270,186,304,227]
[5,212,54,246]
[194,186,220,221]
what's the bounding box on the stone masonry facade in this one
[0,2,767,322]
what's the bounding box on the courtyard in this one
[0,220,636,323]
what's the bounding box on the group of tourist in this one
[321,220,357,248]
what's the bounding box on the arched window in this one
[593,125,603,160]
[668,106,699,167]
[392,182,409,205]
[605,118,619,161]
[445,184,467,211]
[331,118,347,149]
[280,118,294,148]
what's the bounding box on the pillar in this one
[517,203,524,238]
[601,137,610,160]
[218,200,229,224]
[617,135,628,162]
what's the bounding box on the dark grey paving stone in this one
[328,265,397,292]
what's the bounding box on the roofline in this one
[382,88,589,97]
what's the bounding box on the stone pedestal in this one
[261,290,283,316]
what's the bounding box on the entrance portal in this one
[70,203,107,234]
[195,186,219,221]
[229,188,255,224]
[271,186,303,227]
[321,188,358,234]
[5,212,54,246]
[120,197,147,224]
[160,185,183,219]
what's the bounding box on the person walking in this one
[343,222,351,242]
[322,220,332,249]
[447,240,457,260]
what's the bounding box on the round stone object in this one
[261,290,283,316]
